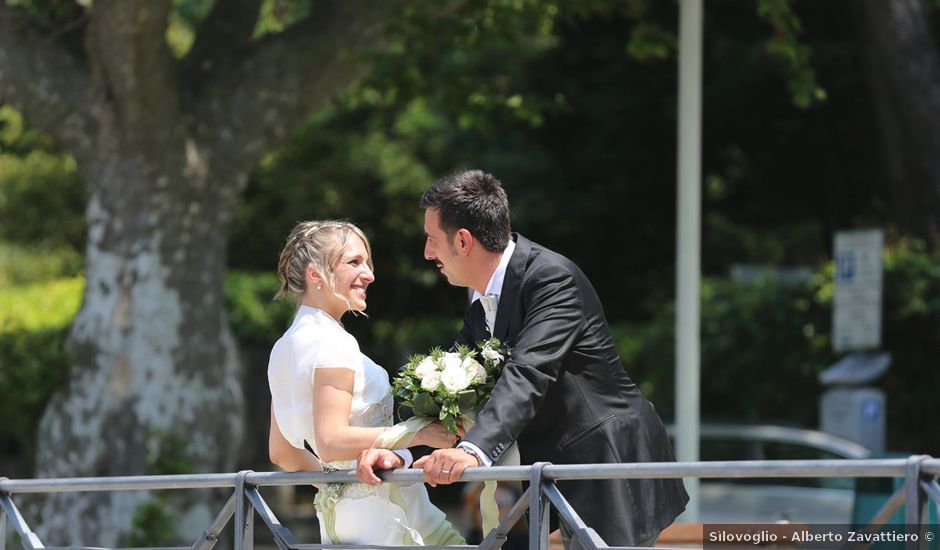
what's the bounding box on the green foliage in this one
[4,0,84,29]
[0,150,85,248]
[0,268,297,475]
[171,0,214,27]
[615,242,940,455]
[1,0,931,468]
[0,104,60,155]
[0,275,83,331]
[220,269,464,370]
[145,429,194,475]
[627,23,677,61]
[254,0,312,37]
[615,274,831,427]
[0,276,82,475]
[166,0,323,54]
[369,316,465,366]
[126,430,191,545]
[879,242,940,453]
[0,106,86,251]
[228,109,436,273]
[221,0,890,345]
[0,242,83,287]
[166,0,214,57]
[126,500,174,548]
[223,271,295,346]
[756,0,825,108]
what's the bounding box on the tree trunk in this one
[30,132,245,545]
[0,0,412,543]
[861,0,940,245]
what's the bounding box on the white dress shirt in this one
[460,239,515,466]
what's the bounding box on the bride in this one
[267,220,466,545]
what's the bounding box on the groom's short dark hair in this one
[419,170,512,252]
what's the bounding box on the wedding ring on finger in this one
[441,468,452,475]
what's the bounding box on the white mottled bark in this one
[31,148,245,544]
[0,0,412,543]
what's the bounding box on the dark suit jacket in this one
[459,234,688,546]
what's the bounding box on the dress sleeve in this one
[311,330,363,373]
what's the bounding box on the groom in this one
[360,170,688,547]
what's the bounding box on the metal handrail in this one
[2,457,939,550]
[4,458,939,494]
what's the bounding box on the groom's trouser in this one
[559,522,658,549]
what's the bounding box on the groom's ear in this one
[455,228,474,255]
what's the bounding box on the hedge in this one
[0,276,83,475]
[614,242,940,455]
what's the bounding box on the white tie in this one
[478,293,498,335]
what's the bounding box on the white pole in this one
[676,0,702,522]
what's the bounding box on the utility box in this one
[819,351,890,453]
[820,387,885,452]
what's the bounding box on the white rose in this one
[414,356,438,379]
[441,362,471,392]
[463,358,487,383]
[420,370,441,390]
[481,346,504,364]
[441,353,464,372]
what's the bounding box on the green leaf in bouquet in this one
[411,392,441,417]
[441,413,458,434]
[396,403,415,421]
[456,389,477,412]
[455,344,473,358]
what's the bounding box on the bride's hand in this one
[413,422,462,449]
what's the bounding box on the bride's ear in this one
[305,264,322,288]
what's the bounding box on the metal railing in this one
[2,456,939,550]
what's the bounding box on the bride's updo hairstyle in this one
[275,220,373,306]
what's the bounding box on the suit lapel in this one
[493,233,528,342]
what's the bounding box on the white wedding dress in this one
[268,305,464,545]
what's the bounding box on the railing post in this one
[191,493,237,550]
[234,470,254,550]
[0,477,6,550]
[0,491,43,549]
[905,456,929,550]
[529,462,551,550]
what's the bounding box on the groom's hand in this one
[356,449,404,486]
[413,448,477,487]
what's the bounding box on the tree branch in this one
[182,0,263,83]
[0,2,96,160]
[190,0,411,176]
[86,0,180,149]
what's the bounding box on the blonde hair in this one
[275,220,373,307]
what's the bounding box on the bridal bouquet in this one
[391,338,508,434]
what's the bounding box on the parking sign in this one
[832,229,883,352]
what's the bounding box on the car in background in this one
[667,422,871,523]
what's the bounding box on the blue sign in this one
[861,398,881,422]
[836,251,856,281]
